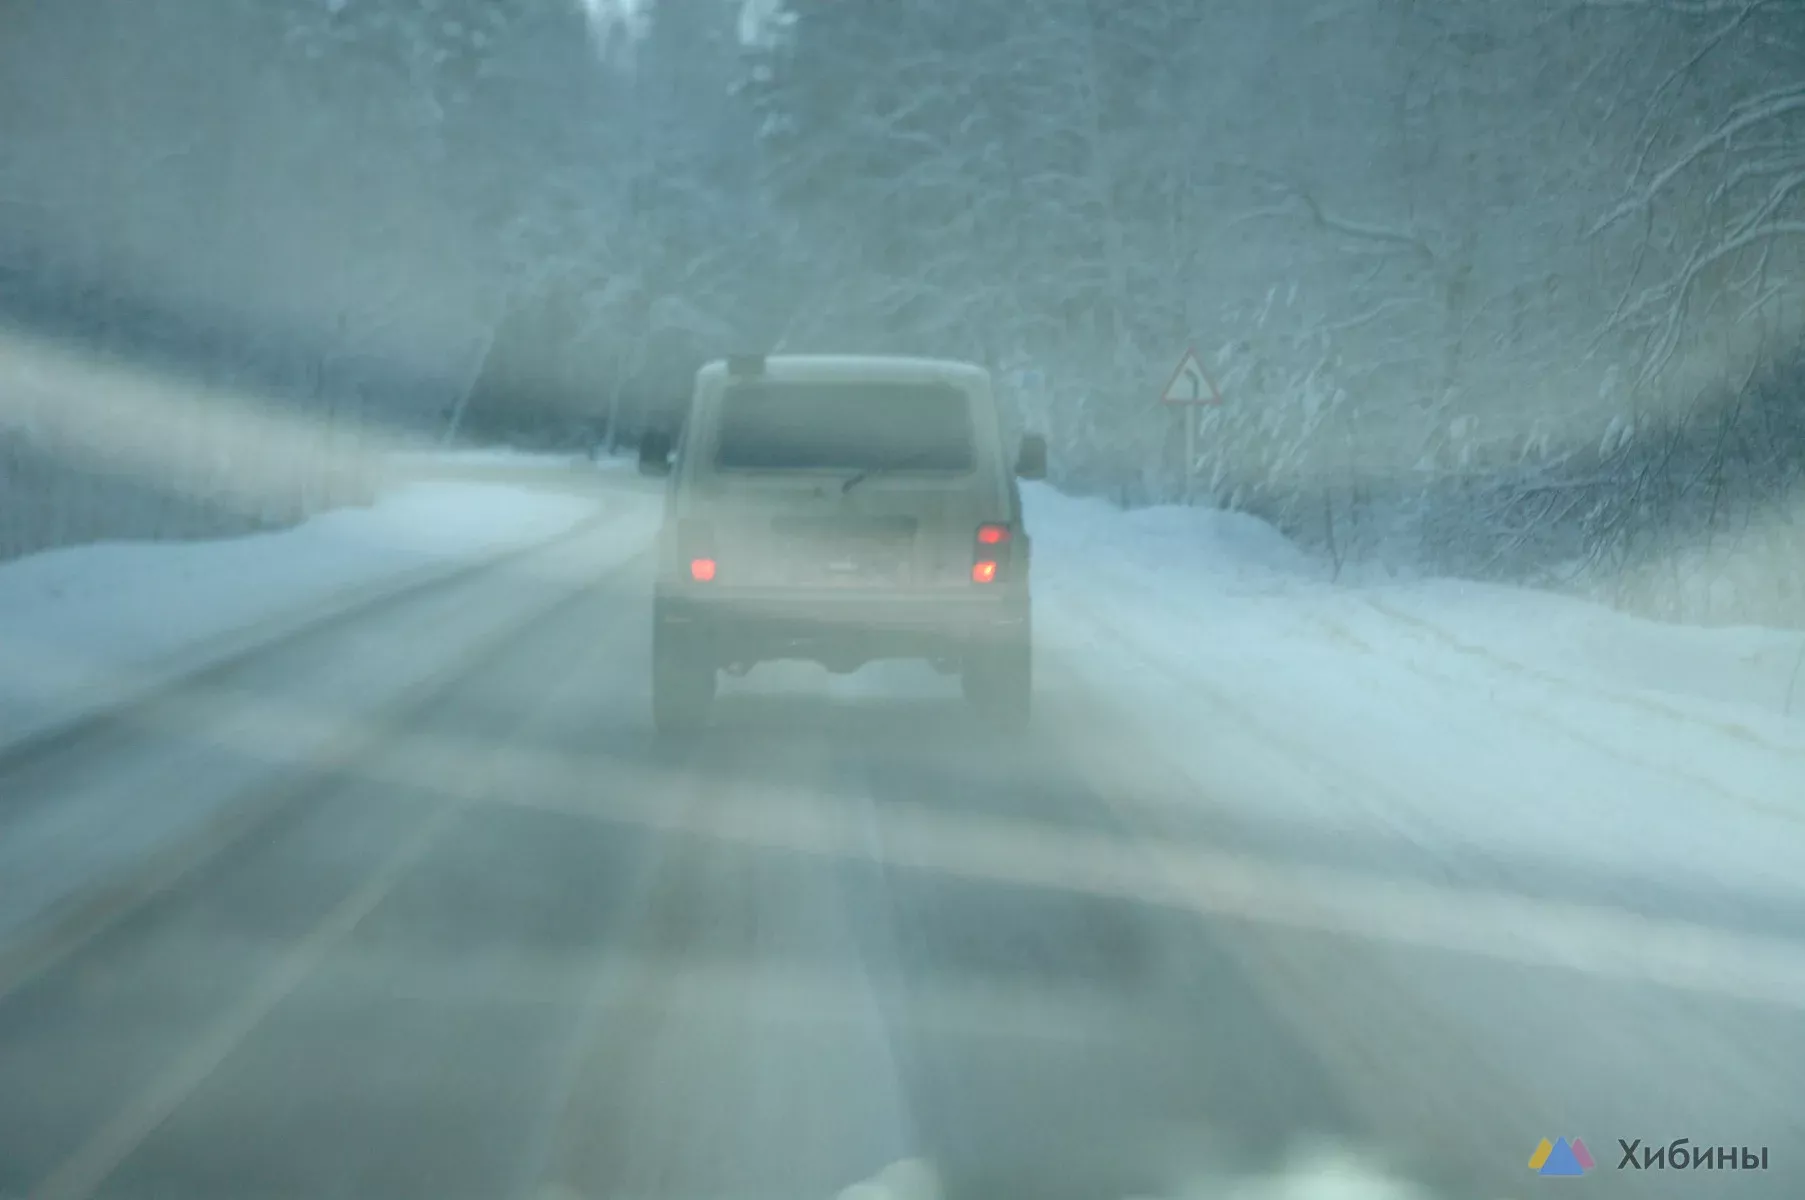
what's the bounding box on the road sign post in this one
[1186,406,1196,505]
[1159,348,1222,505]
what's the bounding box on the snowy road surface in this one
[0,479,1801,1199]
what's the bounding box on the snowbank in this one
[1349,577,1805,721]
[1030,488,1327,588]
[390,447,622,471]
[1587,499,1805,631]
[0,481,602,745]
[1027,482,1805,900]
[390,445,638,470]
[1030,483,1805,723]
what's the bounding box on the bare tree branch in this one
[1592,83,1805,236]
[1576,0,1802,14]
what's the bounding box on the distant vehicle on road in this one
[640,353,1047,734]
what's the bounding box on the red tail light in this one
[973,522,1011,583]
[678,518,717,582]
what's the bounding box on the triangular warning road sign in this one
[1160,348,1222,406]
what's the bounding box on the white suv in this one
[639,354,1047,734]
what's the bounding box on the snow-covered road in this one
[0,467,1798,1199]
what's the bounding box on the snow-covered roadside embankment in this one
[0,480,604,751]
[1027,484,1805,901]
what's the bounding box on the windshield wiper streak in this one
[842,448,951,494]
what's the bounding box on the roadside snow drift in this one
[1028,482,1805,906]
[0,481,600,744]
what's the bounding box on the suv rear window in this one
[713,381,975,471]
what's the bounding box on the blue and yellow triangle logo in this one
[1529,1137,1594,1176]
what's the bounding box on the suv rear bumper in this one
[654,586,1028,669]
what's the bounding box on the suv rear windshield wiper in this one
[841,448,958,494]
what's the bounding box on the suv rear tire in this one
[962,626,1031,733]
[653,622,715,735]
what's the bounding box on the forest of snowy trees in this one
[1,0,1801,621]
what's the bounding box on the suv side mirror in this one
[1015,433,1048,481]
[638,429,673,476]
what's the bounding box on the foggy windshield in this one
[2,3,1801,1199]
